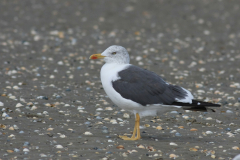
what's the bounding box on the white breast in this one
[100,63,142,111]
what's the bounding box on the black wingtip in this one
[182,106,217,112]
[172,100,221,107]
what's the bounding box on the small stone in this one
[23,148,29,152]
[136,56,142,61]
[232,146,240,150]
[102,126,108,130]
[170,130,177,133]
[47,128,54,131]
[122,152,128,157]
[235,129,240,133]
[182,115,190,119]
[226,110,233,113]
[190,128,198,131]
[206,131,213,135]
[9,127,14,130]
[49,75,55,79]
[169,154,178,159]
[96,116,102,119]
[175,132,182,137]
[13,125,19,130]
[2,112,9,118]
[7,150,14,153]
[8,134,15,138]
[170,142,178,146]
[110,119,117,124]
[206,117,213,120]
[156,126,163,130]
[211,155,216,159]
[13,86,20,90]
[84,131,93,135]
[23,142,30,146]
[199,68,206,72]
[137,144,145,149]
[225,128,231,131]
[123,113,130,118]
[145,124,150,127]
[216,119,223,124]
[170,111,178,114]
[105,107,113,110]
[102,130,109,134]
[84,121,91,125]
[14,148,20,152]
[0,124,7,129]
[55,145,63,149]
[204,30,210,35]
[59,134,66,138]
[189,148,198,151]
[0,102,4,106]
[147,146,156,152]
[58,61,64,65]
[31,106,37,110]
[16,103,23,108]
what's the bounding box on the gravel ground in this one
[0,1,240,159]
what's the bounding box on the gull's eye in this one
[112,52,116,55]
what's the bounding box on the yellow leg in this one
[119,113,141,140]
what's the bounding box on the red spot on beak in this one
[91,56,97,59]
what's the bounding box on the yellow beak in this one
[89,53,105,59]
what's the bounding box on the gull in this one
[89,45,220,140]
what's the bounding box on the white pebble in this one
[9,96,16,100]
[84,131,93,135]
[206,131,213,135]
[204,30,210,35]
[58,61,64,65]
[43,111,49,115]
[110,119,118,124]
[206,117,213,120]
[16,103,23,108]
[136,56,142,61]
[117,118,123,121]
[49,75,55,79]
[170,142,178,146]
[199,68,206,72]
[105,107,113,110]
[55,145,64,149]
[123,113,130,118]
[59,134,66,138]
[23,148,30,152]
[2,112,8,117]
[13,125,19,130]
[0,102,4,106]
[13,86,20,90]
[31,106,37,110]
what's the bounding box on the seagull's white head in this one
[90,45,130,64]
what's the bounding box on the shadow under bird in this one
[89,45,221,141]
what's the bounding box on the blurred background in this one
[1,0,239,56]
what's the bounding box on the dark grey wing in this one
[112,65,188,106]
